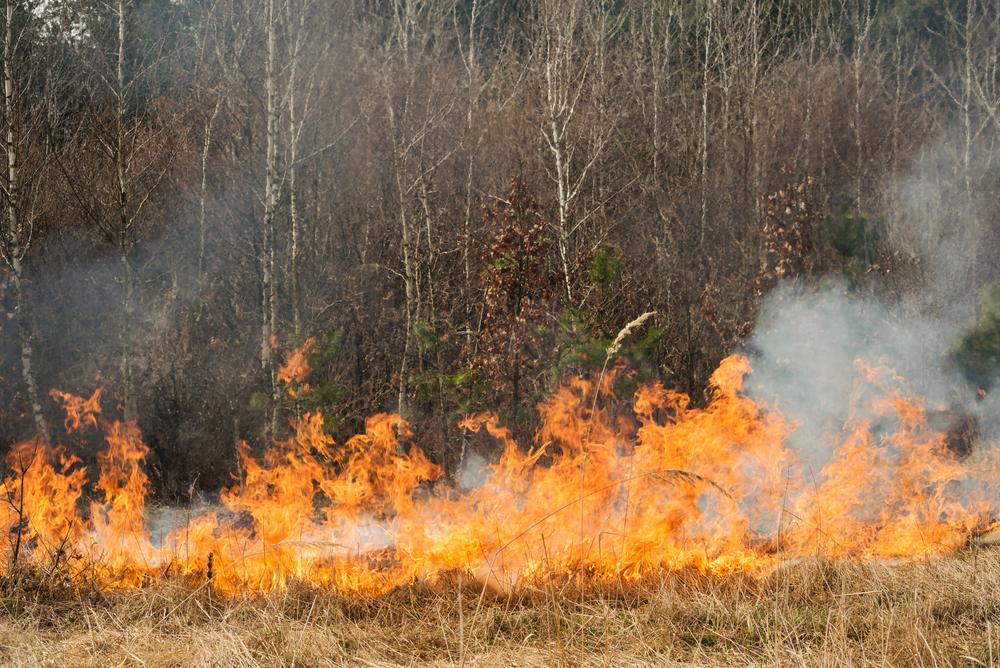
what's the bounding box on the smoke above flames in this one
[5,321,996,596]
[747,282,974,473]
[747,138,1000,478]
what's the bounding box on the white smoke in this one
[745,136,1000,470]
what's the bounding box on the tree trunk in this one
[117,0,137,422]
[699,4,712,250]
[394,149,415,453]
[195,97,223,330]
[3,0,47,435]
[263,0,280,435]
[288,1,305,342]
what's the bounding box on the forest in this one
[1,0,999,501]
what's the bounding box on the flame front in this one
[4,354,998,595]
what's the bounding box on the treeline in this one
[1,0,998,498]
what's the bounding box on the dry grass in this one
[0,547,997,667]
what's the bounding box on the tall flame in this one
[2,353,997,595]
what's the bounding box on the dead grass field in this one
[0,546,996,668]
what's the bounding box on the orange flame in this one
[90,420,154,579]
[279,338,314,399]
[1,354,996,594]
[49,388,102,432]
[1,436,86,565]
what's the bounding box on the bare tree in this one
[114,0,137,421]
[254,0,361,433]
[50,0,190,422]
[259,0,282,435]
[0,0,52,435]
[535,0,621,301]
[364,0,458,446]
[716,0,787,223]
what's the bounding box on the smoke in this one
[747,284,952,467]
[889,140,987,322]
[144,498,216,552]
[744,137,999,471]
[459,452,489,489]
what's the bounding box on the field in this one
[0,548,997,668]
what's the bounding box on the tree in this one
[362,0,459,448]
[535,0,621,302]
[52,0,192,422]
[952,281,1000,390]
[0,0,55,435]
[469,177,562,433]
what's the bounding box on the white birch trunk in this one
[263,0,280,434]
[117,0,137,422]
[4,0,46,435]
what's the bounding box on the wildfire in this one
[3,352,998,596]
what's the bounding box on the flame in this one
[90,420,154,580]
[2,354,998,595]
[49,388,102,432]
[278,337,314,398]
[0,436,86,565]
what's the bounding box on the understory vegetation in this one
[1,0,1000,492]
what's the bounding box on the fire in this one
[0,436,86,565]
[49,388,102,432]
[278,337,314,398]
[91,420,154,579]
[2,352,998,595]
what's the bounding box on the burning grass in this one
[1,346,1000,664]
[7,353,998,595]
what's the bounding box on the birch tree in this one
[368,0,457,445]
[114,0,137,421]
[536,0,621,302]
[0,0,50,435]
[251,0,359,434]
[59,0,188,422]
[261,0,279,433]
[282,0,357,344]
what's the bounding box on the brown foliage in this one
[0,0,998,497]
[759,177,822,287]
[469,178,563,426]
